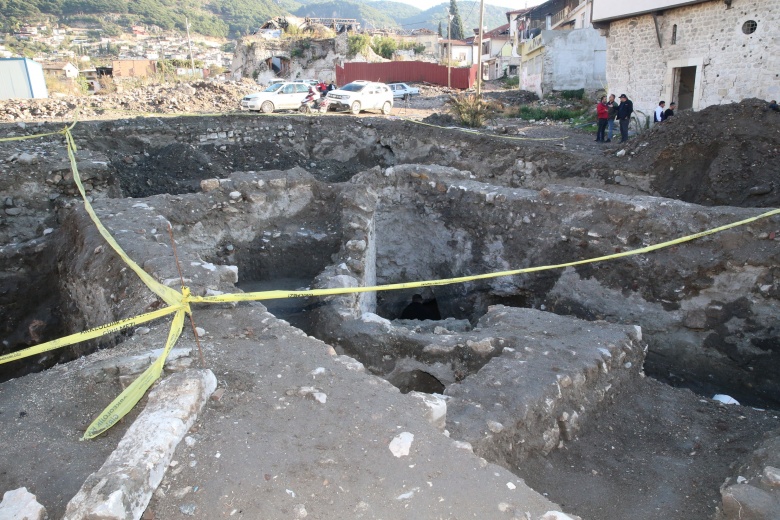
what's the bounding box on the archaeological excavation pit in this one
[1,113,779,520]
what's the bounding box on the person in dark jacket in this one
[664,102,676,120]
[617,94,634,143]
[606,94,618,142]
[595,96,609,142]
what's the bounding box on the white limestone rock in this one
[0,488,46,520]
[63,369,217,520]
[389,432,414,458]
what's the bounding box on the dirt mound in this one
[625,98,780,207]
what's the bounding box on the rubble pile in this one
[0,80,257,121]
[618,98,780,207]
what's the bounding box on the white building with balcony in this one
[512,0,606,98]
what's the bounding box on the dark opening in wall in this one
[388,369,446,394]
[742,20,757,35]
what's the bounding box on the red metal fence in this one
[336,61,477,89]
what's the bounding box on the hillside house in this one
[42,61,79,79]
[112,59,157,78]
[513,0,606,97]
[592,0,780,118]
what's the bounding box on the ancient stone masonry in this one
[2,112,780,520]
[231,33,346,83]
[602,0,780,118]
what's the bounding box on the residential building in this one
[0,58,48,99]
[112,59,157,78]
[441,38,478,68]
[592,0,780,117]
[42,61,79,79]
[513,0,606,97]
[482,24,512,79]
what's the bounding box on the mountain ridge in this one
[0,0,512,39]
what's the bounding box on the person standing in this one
[654,100,666,123]
[664,102,676,119]
[596,96,609,142]
[617,93,633,143]
[606,94,618,142]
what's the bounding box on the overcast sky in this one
[391,0,547,13]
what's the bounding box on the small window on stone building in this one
[671,24,677,44]
[742,20,757,34]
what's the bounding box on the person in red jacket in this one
[596,95,609,142]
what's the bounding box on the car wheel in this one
[402,93,409,101]
[260,101,274,114]
[350,101,361,115]
[381,101,392,115]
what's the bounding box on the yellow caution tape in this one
[0,120,77,142]
[188,207,780,304]
[64,131,182,308]
[0,304,184,365]
[400,117,569,142]
[3,117,779,440]
[82,307,186,440]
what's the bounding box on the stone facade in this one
[231,33,348,84]
[601,0,780,120]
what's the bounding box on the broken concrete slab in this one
[63,369,216,520]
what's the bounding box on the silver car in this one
[326,81,393,115]
[240,82,313,113]
[388,82,420,100]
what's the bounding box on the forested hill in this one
[0,0,511,39]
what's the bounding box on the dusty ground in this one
[1,80,779,520]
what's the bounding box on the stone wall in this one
[231,35,342,83]
[603,0,780,118]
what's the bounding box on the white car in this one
[240,82,314,113]
[326,80,394,115]
[388,83,420,100]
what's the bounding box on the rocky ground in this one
[1,80,779,520]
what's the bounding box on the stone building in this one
[231,33,350,85]
[593,0,780,121]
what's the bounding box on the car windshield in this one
[263,84,283,92]
[341,83,366,92]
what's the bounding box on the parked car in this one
[240,82,313,113]
[326,80,394,115]
[388,83,420,100]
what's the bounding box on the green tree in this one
[449,0,465,41]
[437,21,442,37]
[371,35,397,60]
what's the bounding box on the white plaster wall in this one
[604,0,780,117]
[542,28,607,92]
[521,54,543,97]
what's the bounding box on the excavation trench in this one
[1,115,779,520]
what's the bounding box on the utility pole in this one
[476,0,485,96]
[186,17,196,78]
[447,9,454,88]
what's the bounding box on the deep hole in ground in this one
[1,112,778,520]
